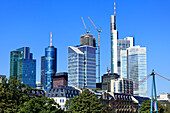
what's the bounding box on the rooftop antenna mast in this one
[81,17,90,34]
[50,32,52,46]
[88,16,102,83]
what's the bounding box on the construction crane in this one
[88,16,102,83]
[81,17,90,34]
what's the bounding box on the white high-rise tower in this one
[111,2,118,73]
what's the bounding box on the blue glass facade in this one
[45,46,57,89]
[68,46,96,89]
[121,46,147,96]
[10,47,36,88]
[41,56,45,88]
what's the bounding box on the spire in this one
[114,1,116,30]
[50,32,52,46]
[114,2,116,16]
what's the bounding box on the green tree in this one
[139,100,164,113]
[18,96,64,113]
[65,90,104,113]
[162,102,170,113]
[0,76,31,113]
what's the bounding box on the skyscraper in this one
[111,2,118,74]
[44,32,57,89]
[68,34,96,89]
[117,37,134,75]
[10,47,36,87]
[41,56,45,88]
[121,46,147,96]
[110,2,134,75]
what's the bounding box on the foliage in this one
[65,90,105,113]
[139,99,164,113]
[18,96,64,113]
[162,102,170,113]
[0,76,63,113]
[92,88,101,91]
[0,76,31,113]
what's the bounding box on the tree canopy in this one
[0,76,63,113]
[0,76,31,112]
[139,99,164,113]
[18,96,63,113]
[65,89,105,113]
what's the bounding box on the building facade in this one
[41,56,45,88]
[117,37,134,75]
[102,73,120,91]
[10,47,36,87]
[68,45,96,89]
[110,78,133,95]
[43,32,57,90]
[45,86,80,109]
[53,72,68,88]
[121,46,147,96]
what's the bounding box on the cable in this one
[155,73,170,81]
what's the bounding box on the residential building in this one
[45,85,80,109]
[0,75,6,83]
[41,56,45,88]
[110,78,133,95]
[29,88,45,97]
[121,46,147,96]
[10,47,36,87]
[102,73,120,91]
[53,72,68,88]
[83,88,139,113]
[68,45,96,89]
[44,32,57,90]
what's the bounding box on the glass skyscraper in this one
[10,47,36,88]
[117,37,134,75]
[41,56,45,88]
[68,46,96,89]
[120,46,147,96]
[45,46,57,89]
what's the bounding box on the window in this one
[61,89,63,92]
[61,94,63,97]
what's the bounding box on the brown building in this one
[52,72,68,88]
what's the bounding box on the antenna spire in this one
[50,32,52,46]
[114,2,116,16]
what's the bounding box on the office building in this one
[10,47,36,87]
[41,56,45,88]
[110,2,118,74]
[53,72,68,88]
[110,78,133,95]
[0,75,6,83]
[44,32,57,90]
[117,37,134,75]
[68,45,96,89]
[110,3,135,75]
[121,46,147,96]
[102,73,120,91]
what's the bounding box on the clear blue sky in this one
[0,0,169,96]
